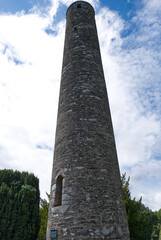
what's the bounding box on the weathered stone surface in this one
[46,1,130,239]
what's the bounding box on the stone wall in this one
[46,1,130,239]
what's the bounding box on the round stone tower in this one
[47,1,130,240]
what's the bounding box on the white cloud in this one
[129,159,161,210]
[0,6,65,198]
[96,1,161,210]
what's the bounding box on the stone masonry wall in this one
[46,1,130,239]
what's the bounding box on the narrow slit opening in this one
[74,27,77,32]
[54,175,63,207]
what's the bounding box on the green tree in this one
[141,210,158,240]
[152,209,161,240]
[37,193,49,240]
[121,173,152,240]
[157,209,161,224]
[0,169,40,240]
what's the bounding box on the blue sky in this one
[0,0,47,13]
[0,0,161,211]
[0,0,140,16]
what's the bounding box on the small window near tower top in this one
[74,27,77,32]
[77,4,81,9]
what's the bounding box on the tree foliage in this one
[37,193,49,240]
[0,169,40,240]
[121,173,161,240]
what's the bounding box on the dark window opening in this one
[77,4,81,9]
[74,27,77,32]
[54,175,63,207]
